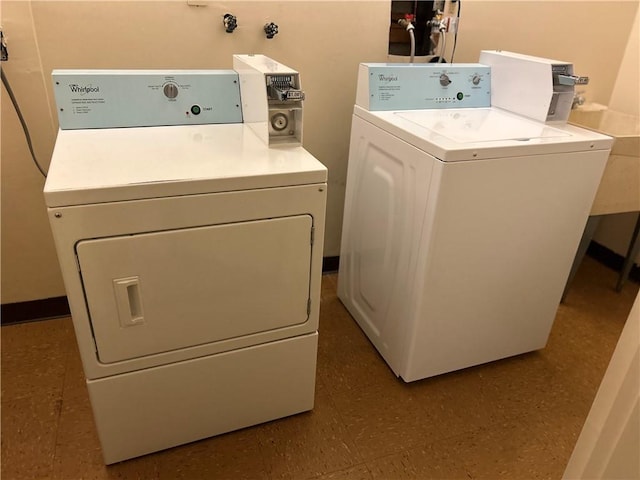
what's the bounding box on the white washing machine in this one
[44,55,327,464]
[338,56,613,382]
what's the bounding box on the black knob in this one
[264,22,278,39]
[223,14,237,33]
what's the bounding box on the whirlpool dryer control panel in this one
[52,70,243,129]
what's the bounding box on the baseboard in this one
[322,256,340,274]
[587,242,640,283]
[1,296,70,326]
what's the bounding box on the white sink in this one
[570,107,640,215]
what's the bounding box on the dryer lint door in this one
[76,215,313,363]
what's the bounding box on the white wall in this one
[1,1,638,303]
[450,0,637,106]
[609,6,640,117]
[1,0,61,303]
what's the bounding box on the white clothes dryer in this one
[45,55,327,464]
[338,61,612,382]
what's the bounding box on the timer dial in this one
[163,83,179,99]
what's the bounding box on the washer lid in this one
[355,106,613,161]
[44,123,327,207]
[396,108,571,143]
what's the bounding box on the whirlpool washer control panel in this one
[356,63,491,111]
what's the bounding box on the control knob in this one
[163,83,179,99]
[439,74,451,86]
[472,75,481,85]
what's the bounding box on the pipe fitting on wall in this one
[264,22,278,39]
[1,29,8,61]
[398,15,415,31]
[223,14,237,33]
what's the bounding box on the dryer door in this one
[76,215,313,363]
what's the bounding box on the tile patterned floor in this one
[1,256,638,479]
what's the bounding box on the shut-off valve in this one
[264,22,278,39]
[223,14,238,33]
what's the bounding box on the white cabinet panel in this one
[339,115,434,368]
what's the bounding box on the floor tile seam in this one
[353,437,428,466]
[423,428,513,479]
[0,387,63,404]
[401,380,455,425]
[0,380,67,436]
[0,418,60,480]
[252,431,276,480]
[494,401,571,429]
[401,376,502,440]
[0,324,74,349]
[59,340,83,398]
[433,417,574,474]
[320,361,451,460]
[358,461,375,480]
[394,389,464,444]
[0,348,70,369]
[253,418,331,480]
[543,364,604,401]
[18,391,63,480]
[309,460,374,480]
[515,407,586,449]
[318,386,369,467]
[363,445,473,479]
[362,447,420,475]
[430,422,488,447]
[311,357,397,475]
[49,383,68,479]
[50,338,87,476]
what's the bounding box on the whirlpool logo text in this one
[378,74,398,83]
[68,84,100,95]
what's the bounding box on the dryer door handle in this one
[113,277,145,327]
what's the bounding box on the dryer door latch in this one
[113,277,145,327]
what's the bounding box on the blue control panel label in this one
[365,63,491,111]
[53,70,243,129]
